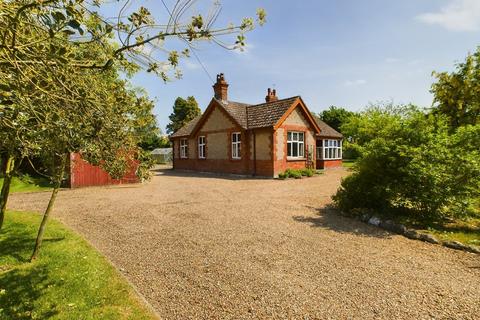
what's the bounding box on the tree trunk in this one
[30,155,65,261]
[0,155,15,231]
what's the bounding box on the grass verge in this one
[342,159,355,168]
[396,214,480,246]
[1,175,52,193]
[0,211,157,320]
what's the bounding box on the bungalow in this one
[170,74,342,177]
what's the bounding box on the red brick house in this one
[170,74,342,177]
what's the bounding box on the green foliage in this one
[0,175,51,193]
[317,106,355,133]
[300,168,315,177]
[431,47,480,128]
[333,104,480,219]
[166,96,201,134]
[279,168,315,179]
[0,211,156,319]
[340,102,418,158]
[278,172,287,180]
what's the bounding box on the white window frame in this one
[198,136,206,159]
[180,139,188,159]
[287,131,305,159]
[231,132,241,159]
[320,139,342,160]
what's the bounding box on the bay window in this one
[317,139,342,160]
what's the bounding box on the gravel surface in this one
[9,168,480,319]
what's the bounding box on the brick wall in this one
[316,159,342,169]
[273,106,317,177]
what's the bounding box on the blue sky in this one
[105,0,480,132]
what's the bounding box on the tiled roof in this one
[246,96,299,129]
[170,115,202,138]
[171,96,324,138]
[314,117,343,138]
[217,99,250,129]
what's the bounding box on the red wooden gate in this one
[68,153,139,188]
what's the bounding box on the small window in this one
[287,131,305,158]
[180,139,188,159]
[198,136,206,159]
[232,132,241,159]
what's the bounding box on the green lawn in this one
[1,175,52,193]
[342,159,356,168]
[0,211,157,320]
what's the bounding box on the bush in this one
[300,168,315,177]
[278,168,316,179]
[333,107,480,219]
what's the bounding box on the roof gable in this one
[170,95,324,138]
[273,97,321,134]
[189,99,244,137]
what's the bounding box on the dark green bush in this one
[334,107,480,219]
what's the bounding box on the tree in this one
[30,65,157,260]
[0,0,265,231]
[317,106,354,133]
[0,1,266,80]
[431,47,480,128]
[166,96,201,134]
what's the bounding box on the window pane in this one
[287,142,292,157]
[324,148,328,159]
[287,132,292,141]
[292,142,298,157]
[299,142,304,157]
[299,133,304,142]
[293,132,298,141]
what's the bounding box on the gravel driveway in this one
[9,168,480,319]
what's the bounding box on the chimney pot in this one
[213,73,229,101]
[265,87,278,103]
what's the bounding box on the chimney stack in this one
[213,73,229,101]
[265,88,278,103]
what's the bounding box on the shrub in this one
[333,107,480,219]
[300,168,315,177]
[278,172,287,180]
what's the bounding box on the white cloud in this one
[344,79,367,87]
[416,0,480,31]
[183,60,200,70]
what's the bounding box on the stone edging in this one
[355,213,480,254]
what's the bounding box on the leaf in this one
[52,11,66,23]
[68,20,81,30]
